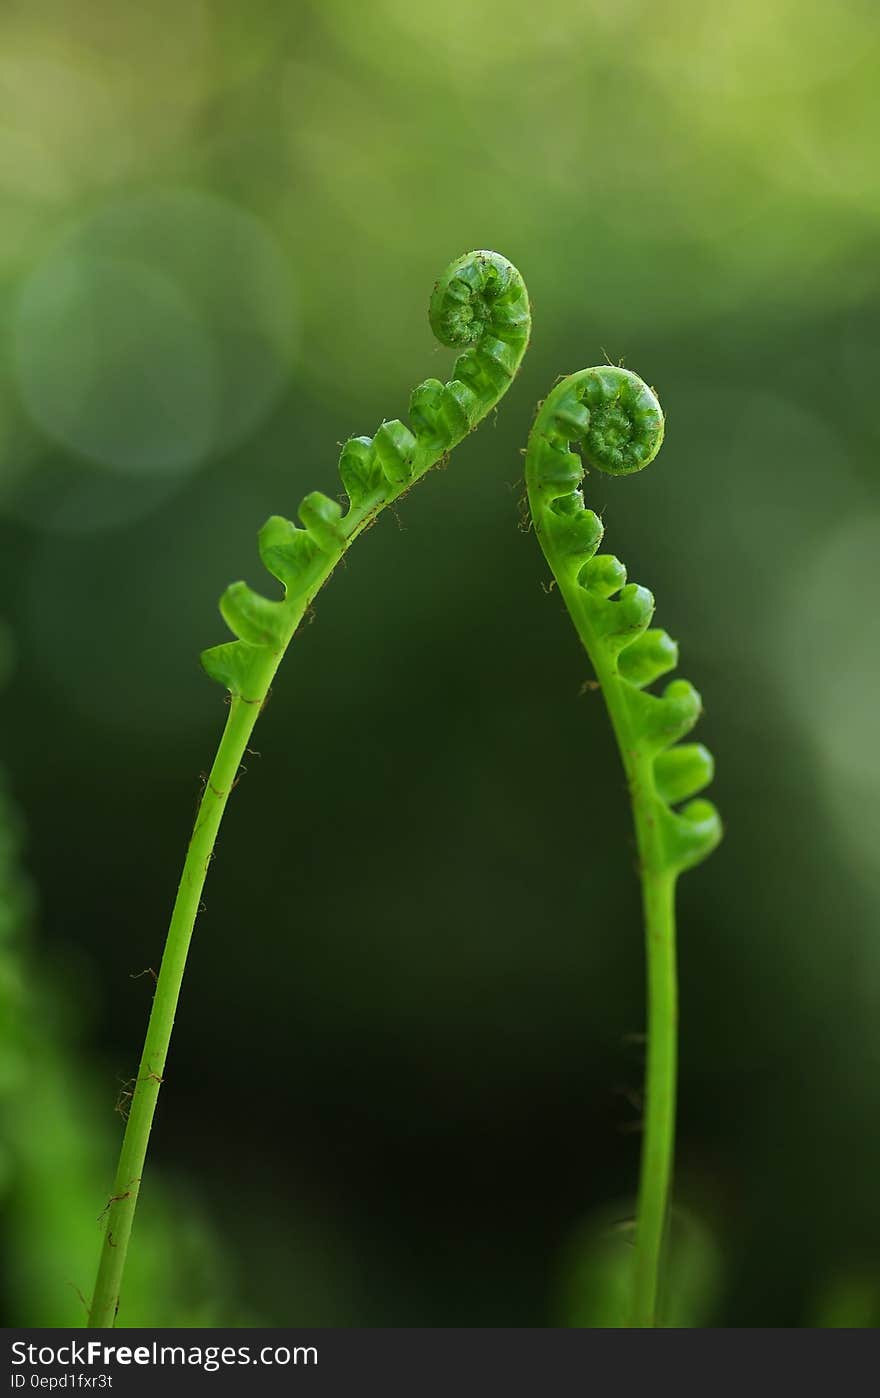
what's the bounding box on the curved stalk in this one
[88,251,531,1326]
[524,366,721,1328]
[88,689,267,1327]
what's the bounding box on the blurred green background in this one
[1,0,879,1328]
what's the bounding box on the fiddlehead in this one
[202,250,531,701]
[525,366,721,1329]
[525,366,720,875]
[89,252,530,1328]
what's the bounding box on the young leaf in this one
[525,365,721,1328]
[89,251,532,1327]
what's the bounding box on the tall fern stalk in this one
[88,251,531,1327]
[524,367,721,1327]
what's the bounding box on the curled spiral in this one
[201,251,531,699]
[526,366,720,874]
[577,366,664,476]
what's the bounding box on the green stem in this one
[87,663,277,1327]
[630,864,677,1327]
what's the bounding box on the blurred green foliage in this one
[0,0,878,1326]
[557,1205,723,1328]
[0,664,241,1326]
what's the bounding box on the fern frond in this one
[202,250,531,701]
[525,365,721,1330]
[526,366,721,875]
[89,251,531,1327]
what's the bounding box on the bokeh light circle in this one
[13,189,298,476]
[15,255,217,474]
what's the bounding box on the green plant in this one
[88,250,531,1327]
[524,365,721,1328]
